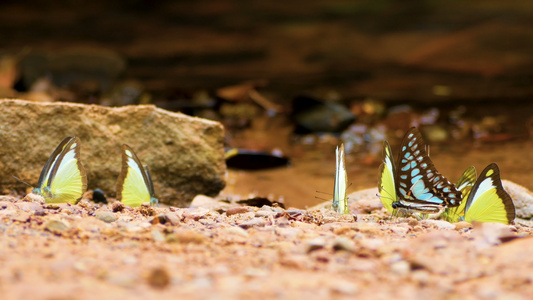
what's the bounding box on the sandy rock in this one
[0,99,225,207]
[503,180,533,219]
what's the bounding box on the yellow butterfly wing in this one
[378,141,396,213]
[442,166,476,223]
[34,137,87,204]
[332,143,349,214]
[116,144,157,207]
[464,163,515,224]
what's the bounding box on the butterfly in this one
[33,136,87,204]
[460,163,515,224]
[116,144,158,207]
[441,166,477,223]
[332,143,349,214]
[378,127,462,215]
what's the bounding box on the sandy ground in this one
[1,193,532,300]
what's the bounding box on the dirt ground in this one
[1,191,532,300]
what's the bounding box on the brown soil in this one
[1,194,532,299]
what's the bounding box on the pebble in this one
[44,219,70,234]
[225,226,250,238]
[226,207,251,216]
[239,218,267,229]
[331,280,359,295]
[147,267,171,289]
[454,221,472,231]
[390,260,411,276]
[333,236,356,252]
[421,219,456,230]
[95,211,117,223]
[255,210,277,218]
[151,230,165,242]
[306,237,327,252]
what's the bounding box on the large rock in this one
[0,99,226,207]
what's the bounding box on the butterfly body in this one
[378,127,462,214]
[116,144,158,207]
[332,143,349,214]
[441,166,477,223]
[33,137,87,204]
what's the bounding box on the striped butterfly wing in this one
[332,143,349,214]
[378,141,397,213]
[464,163,515,224]
[34,137,87,204]
[33,137,73,194]
[393,128,462,212]
[116,144,157,207]
[442,166,477,222]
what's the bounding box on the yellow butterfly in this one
[441,166,477,223]
[332,143,349,214]
[116,144,158,207]
[33,136,87,204]
[377,140,396,214]
[461,163,515,224]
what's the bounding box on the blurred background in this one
[1,0,533,207]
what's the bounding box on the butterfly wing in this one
[378,141,397,213]
[332,144,349,214]
[33,137,73,194]
[41,137,87,204]
[464,163,515,224]
[116,144,155,207]
[394,127,462,211]
[442,166,477,222]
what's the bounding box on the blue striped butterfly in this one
[378,127,462,214]
[332,143,349,214]
[33,137,87,204]
[460,163,515,224]
[441,166,477,223]
[116,144,158,207]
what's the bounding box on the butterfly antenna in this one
[315,190,332,195]
[315,196,328,201]
[12,176,33,188]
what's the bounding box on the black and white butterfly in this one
[378,127,462,214]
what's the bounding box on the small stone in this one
[306,237,327,253]
[225,226,250,238]
[421,219,456,230]
[147,267,171,289]
[112,202,125,212]
[166,231,206,244]
[390,260,411,276]
[333,237,356,252]
[95,211,117,223]
[23,193,45,203]
[151,230,165,242]
[454,221,472,230]
[165,213,182,225]
[280,254,310,269]
[226,207,251,216]
[239,218,267,229]
[331,280,359,295]
[255,210,277,218]
[44,219,70,234]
